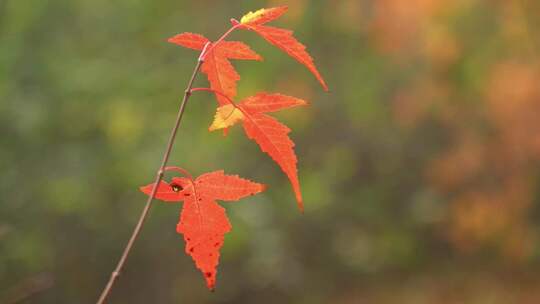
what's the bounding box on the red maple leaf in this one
[168,33,262,106]
[140,167,266,290]
[237,6,329,91]
[205,91,308,211]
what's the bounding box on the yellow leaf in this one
[240,8,267,24]
[209,104,244,131]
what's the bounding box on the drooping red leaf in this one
[167,32,262,106]
[239,7,328,91]
[246,25,328,91]
[208,93,308,211]
[242,114,303,210]
[140,168,265,290]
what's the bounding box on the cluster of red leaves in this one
[141,6,327,290]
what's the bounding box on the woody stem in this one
[95,42,210,304]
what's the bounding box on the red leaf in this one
[208,93,308,211]
[167,32,262,106]
[244,24,328,91]
[139,169,265,290]
[167,32,209,50]
[238,6,328,91]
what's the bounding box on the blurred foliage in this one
[2,0,540,303]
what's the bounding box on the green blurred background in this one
[2,0,540,303]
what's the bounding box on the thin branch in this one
[96,21,241,302]
[95,42,210,304]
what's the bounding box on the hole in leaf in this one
[171,184,183,192]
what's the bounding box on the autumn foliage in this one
[139,6,326,290]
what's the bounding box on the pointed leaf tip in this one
[297,197,304,213]
[139,185,151,194]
